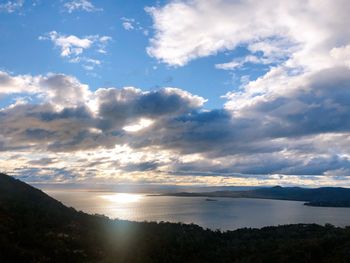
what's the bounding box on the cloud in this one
[330,44,350,67]
[96,35,112,53]
[39,31,111,69]
[0,71,91,108]
[40,31,92,57]
[215,55,271,70]
[0,72,206,153]
[2,66,350,185]
[146,0,349,70]
[63,0,102,13]
[121,18,135,31]
[0,71,38,95]
[0,0,24,13]
[38,73,92,108]
[95,87,206,131]
[121,17,149,35]
[224,67,350,136]
[215,38,294,70]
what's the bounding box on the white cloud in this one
[83,58,101,69]
[122,22,134,30]
[70,57,102,71]
[146,0,349,70]
[96,35,112,54]
[0,71,91,108]
[215,60,241,71]
[121,18,135,31]
[121,17,147,34]
[0,71,38,94]
[215,37,295,70]
[0,0,24,13]
[40,31,93,57]
[215,55,271,70]
[63,0,101,13]
[330,44,350,68]
[39,31,111,69]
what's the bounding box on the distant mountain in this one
[1,173,350,262]
[163,185,350,207]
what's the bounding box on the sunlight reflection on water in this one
[100,193,143,203]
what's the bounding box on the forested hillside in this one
[1,173,350,263]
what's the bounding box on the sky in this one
[0,0,350,187]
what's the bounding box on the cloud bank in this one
[1,64,350,186]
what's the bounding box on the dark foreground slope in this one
[1,173,350,263]
[164,186,350,207]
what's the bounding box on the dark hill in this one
[1,173,350,263]
[0,172,74,219]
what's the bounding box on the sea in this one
[44,189,350,231]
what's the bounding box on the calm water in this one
[45,190,350,230]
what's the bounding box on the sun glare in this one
[123,118,154,132]
[100,193,143,203]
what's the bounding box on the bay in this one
[44,190,350,231]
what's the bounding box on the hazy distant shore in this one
[155,186,350,208]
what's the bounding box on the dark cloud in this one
[28,157,58,166]
[238,67,350,138]
[96,87,204,131]
[123,67,350,176]
[36,106,92,121]
[122,161,159,172]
